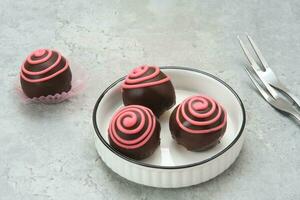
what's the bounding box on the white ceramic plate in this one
[92,67,246,188]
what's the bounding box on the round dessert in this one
[108,105,161,160]
[122,65,176,117]
[20,49,72,98]
[169,95,227,151]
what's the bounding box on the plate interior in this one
[95,68,244,167]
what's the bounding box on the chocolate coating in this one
[108,105,161,160]
[122,66,175,117]
[20,49,72,98]
[169,95,227,151]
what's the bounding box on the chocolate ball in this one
[169,95,227,151]
[108,105,161,160]
[122,66,176,117]
[20,49,72,98]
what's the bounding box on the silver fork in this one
[244,66,300,122]
[237,34,300,108]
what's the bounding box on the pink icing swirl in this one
[109,105,156,149]
[122,65,170,89]
[20,49,69,83]
[176,95,227,134]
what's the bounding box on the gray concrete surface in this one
[0,0,300,199]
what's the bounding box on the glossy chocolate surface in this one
[20,49,72,98]
[122,66,175,117]
[108,105,161,160]
[169,95,227,151]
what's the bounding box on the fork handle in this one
[290,111,300,122]
[273,84,300,109]
[283,90,300,109]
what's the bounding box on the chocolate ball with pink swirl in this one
[108,105,161,160]
[20,49,72,98]
[122,66,175,117]
[169,95,227,151]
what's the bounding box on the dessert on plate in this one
[122,65,176,117]
[108,105,161,160]
[169,95,227,151]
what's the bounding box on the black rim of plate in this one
[92,66,246,169]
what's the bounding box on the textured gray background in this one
[0,0,299,199]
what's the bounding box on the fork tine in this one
[246,34,269,70]
[238,35,278,98]
[246,62,278,98]
[237,35,260,68]
[246,67,300,122]
[244,66,272,102]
